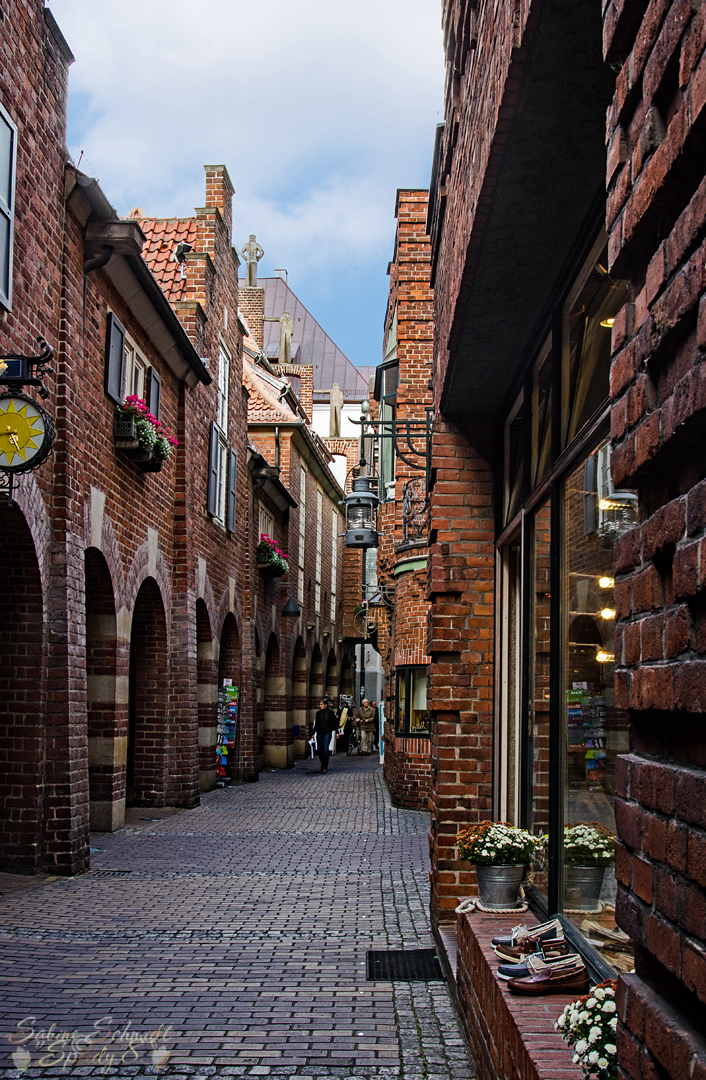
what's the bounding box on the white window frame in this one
[217,344,230,432]
[259,505,275,541]
[214,433,228,525]
[121,340,148,402]
[0,102,17,311]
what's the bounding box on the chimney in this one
[204,165,234,234]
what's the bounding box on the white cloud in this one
[49,0,444,360]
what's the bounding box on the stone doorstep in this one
[435,911,583,1080]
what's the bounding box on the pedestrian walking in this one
[337,702,349,753]
[313,699,338,773]
[371,699,380,751]
[357,699,376,754]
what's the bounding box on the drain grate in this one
[86,869,132,877]
[366,948,445,981]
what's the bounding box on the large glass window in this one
[378,361,398,501]
[396,667,430,734]
[529,502,552,898]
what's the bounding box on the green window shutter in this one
[104,312,126,404]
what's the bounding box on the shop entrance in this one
[126,578,168,806]
[85,548,121,830]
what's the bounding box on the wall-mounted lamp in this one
[282,597,301,618]
[596,650,615,663]
[598,576,614,589]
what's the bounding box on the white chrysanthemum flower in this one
[594,988,605,1000]
[605,1043,617,1054]
[573,1054,580,1064]
[602,1001,616,1013]
[575,1040,588,1054]
[586,998,597,1009]
[598,1058,608,1069]
[579,1010,590,1022]
[588,1027,600,1044]
[605,987,615,997]
[588,1051,599,1064]
[609,1017,618,1031]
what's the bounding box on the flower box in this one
[114,414,139,449]
[114,397,178,469]
[257,534,289,578]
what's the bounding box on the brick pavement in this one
[0,756,476,1079]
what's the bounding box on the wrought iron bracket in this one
[351,406,433,496]
[0,336,54,399]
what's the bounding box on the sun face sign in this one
[0,395,54,473]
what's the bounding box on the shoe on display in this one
[497,951,581,981]
[507,960,590,996]
[493,934,567,963]
[491,917,562,949]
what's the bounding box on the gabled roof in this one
[134,217,199,304]
[260,278,369,402]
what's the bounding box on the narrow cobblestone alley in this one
[0,757,475,1079]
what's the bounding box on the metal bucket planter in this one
[475,864,526,909]
[564,865,606,911]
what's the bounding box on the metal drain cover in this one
[366,948,445,981]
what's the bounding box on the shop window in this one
[503,393,525,525]
[561,442,634,970]
[529,500,552,899]
[563,246,630,446]
[498,540,521,823]
[0,104,17,310]
[395,667,430,735]
[531,339,552,488]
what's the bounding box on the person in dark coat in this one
[313,699,337,773]
[371,700,380,751]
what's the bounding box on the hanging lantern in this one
[344,476,379,548]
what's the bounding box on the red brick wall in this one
[605,0,706,1072]
[427,420,495,924]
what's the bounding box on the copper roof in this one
[259,278,370,401]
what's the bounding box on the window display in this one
[395,666,430,735]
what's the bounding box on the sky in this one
[49,0,445,371]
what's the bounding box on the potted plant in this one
[114,395,178,471]
[563,823,615,911]
[456,821,541,910]
[555,980,618,1079]
[256,533,288,577]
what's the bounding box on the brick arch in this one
[0,504,46,871]
[82,499,127,613]
[308,643,324,729]
[325,647,339,702]
[291,636,308,758]
[215,586,243,651]
[127,577,169,806]
[196,598,217,793]
[124,541,172,645]
[84,547,124,832]
[12,471,52,601]
[264,632,291,769]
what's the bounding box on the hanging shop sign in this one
[0,337,55,491]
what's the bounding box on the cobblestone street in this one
[0,756,475,1079]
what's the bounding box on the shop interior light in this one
[596,649,614,663]
[600,608,616,620]
[598,576,614,589]
[600,317,615,328]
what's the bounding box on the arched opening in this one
[308,643,324,731]
[196,599,217,793]
[0,507,45,871]
[85,548,122,831]
[127,578,168,806]
[340,652,354,699]
[218,613,241,784]
[264,633,291,769]
[291,637,307,759]
[325,648,339,703]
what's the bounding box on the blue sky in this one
[50,0,445,370]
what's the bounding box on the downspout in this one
[82,244,113,335]
[274,426,280,472]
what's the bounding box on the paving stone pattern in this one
[0,757,475,1079]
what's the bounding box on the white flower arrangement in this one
[564,822,615,866]
[556,981,618,1080]
[456,821,542,865]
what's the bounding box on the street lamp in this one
[344,476,379,549]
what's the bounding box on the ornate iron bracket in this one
[351,406,433,496]
[0,336,54,399]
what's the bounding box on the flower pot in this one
[114,414,137,441]
[475,864,526,909]
[564,865,606,911]
[257,553,287,577]
[140,454,163,473]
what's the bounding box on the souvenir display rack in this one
[216,681,238,784]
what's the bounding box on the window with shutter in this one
[207,421,220,517]
[226,447,237,533]
[104,312,126,404]
[0,103,17,311]
[146,368,161,419]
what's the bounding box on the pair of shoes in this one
[492,917,562,950]
[497,950,580,981]
[507,956,589,995]
[493,919,566,963]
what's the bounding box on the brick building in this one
[421,0,706,1077]
[371,190,434,810]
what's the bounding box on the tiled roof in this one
[259,278,370,401]
[243,356,299,424]
[135,217,199,304]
